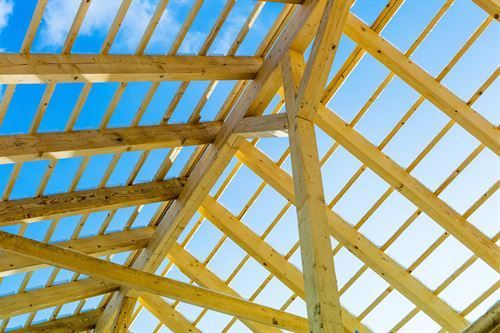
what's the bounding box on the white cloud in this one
[38,0,79,48]
[179,30,204,54]
[80,1,120,36]
[0,0,14,33]
[212,15,246,55]
[38,0,181,53]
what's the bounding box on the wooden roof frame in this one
[0,0,498,332]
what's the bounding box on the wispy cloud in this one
[211,14,246,55]
[37,0,181,53]
[38,0,79,49]
[0,0,14,33]
[179,30,204,54]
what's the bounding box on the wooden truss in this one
[0,0,498,332]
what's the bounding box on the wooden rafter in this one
[138,294,200,333]
[0,278,118,318]
[0,230,308,332]
[315,106,499,271]
[344,13,500,155]
[0,178,184,225]
[7,309,103,333]
[0,226,153,277]
[0,54,263,84]
[0,114,287,164]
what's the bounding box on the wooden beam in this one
[234,113,288,138]
[0,54,263,84]
[282,49,343,330]
[0,226,154,277]
[463,302,499,333]
[344,14,500,155]
[8,309,102,333]
[236,141,470,332]
[294,0,352,120]
[168,244,282,333]
[0,114,288,164]
[0,178,184,226]
[112,296,135,333]
[472,0,500,20]
[315,106,499,272]
[0,231,308,332]
[0,278,119,318]
[139,294,200,333]
[198,196,371,333]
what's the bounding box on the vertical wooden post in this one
[112,296,136,333]
[282,50,343,332]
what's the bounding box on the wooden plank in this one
[235,141,470,332]
[344,13,500,155]
[234,113,288,138]
[0,278,119,318]
[0,114,288,164]
[0,54,263,84]
[315,105,499,272]
[463,302,499,333]
[472,0,500,20]
[112,296,135,333]
[0,231,308,332]
[8,309,102,333]
[168,243,282,333]
[139,294,201,333]
[198,196,371,333]
[295,0,352,120]
[0,226,154,277]
[0,178,184,226]
[282,49,343,330]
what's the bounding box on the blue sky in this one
[0,0,498,332]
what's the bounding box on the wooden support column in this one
[283,50,343,332]
[112,296,135,333]
[279,1,352,329]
